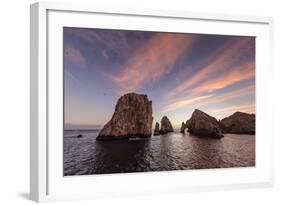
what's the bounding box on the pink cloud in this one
[190,61,255,95]
[161,85,255,113]
[107,33,199,94]
[167,38,255,99]
[162,95,213,113]
[209,104,255,117]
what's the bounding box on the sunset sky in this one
[64,27,255,130]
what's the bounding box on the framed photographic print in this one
[30,2,274,202]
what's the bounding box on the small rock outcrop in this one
[154,122,160,135]
[220,112,255,134]
[97,93,153,140]
[160,116,174,134]
[180,122,186,133]
[188,109,224,138]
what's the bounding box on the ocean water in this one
[63,130,255,176]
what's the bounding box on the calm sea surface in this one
[63,130,255,176]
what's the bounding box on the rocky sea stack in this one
[154,122,160,135]
[160,116,174,134]
[96,93,153,140]
[187,109,224,138]
[180,122,186,133]
[220,112,255,134]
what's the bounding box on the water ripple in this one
[64,131,255,176]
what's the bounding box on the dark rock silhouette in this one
[220,112,255,134]
[154,122,160,135]
[185,119,191,129]
[188,109,224,138]
[160,116,174,134]
[97,93,153,140]
[180,122,186,133]
[77,134,82,138]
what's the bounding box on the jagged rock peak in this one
[188,109,224,138]
[160,116,174,134]
[180,122,186,133]
[154,122,160,136]
[97,93,153,140]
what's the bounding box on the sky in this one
[64,27,255,130]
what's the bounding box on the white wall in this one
[0,0,280,204]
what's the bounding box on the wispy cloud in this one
[162,95,213,113]
[167,38,255,98]
[64,44,86,65]
[189,61,255,95]
[209,104,255,117]
[197,85,255,107]
[65,28,132,62]
[64,70,80,85]
[102,49,109,60]
[66,28,102,42]
[107,33,199,94]
[162,85,255,113]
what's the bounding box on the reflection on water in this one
[63,131,255,176]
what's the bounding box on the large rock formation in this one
[180,122,186,133]
[188,109,224,138]
[185,119,191,129]
[220,112,255,134]
[154,122,160,135]
[96,93,153,140]
[160,116,174,134]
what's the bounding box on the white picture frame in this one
[30,1,274,202]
